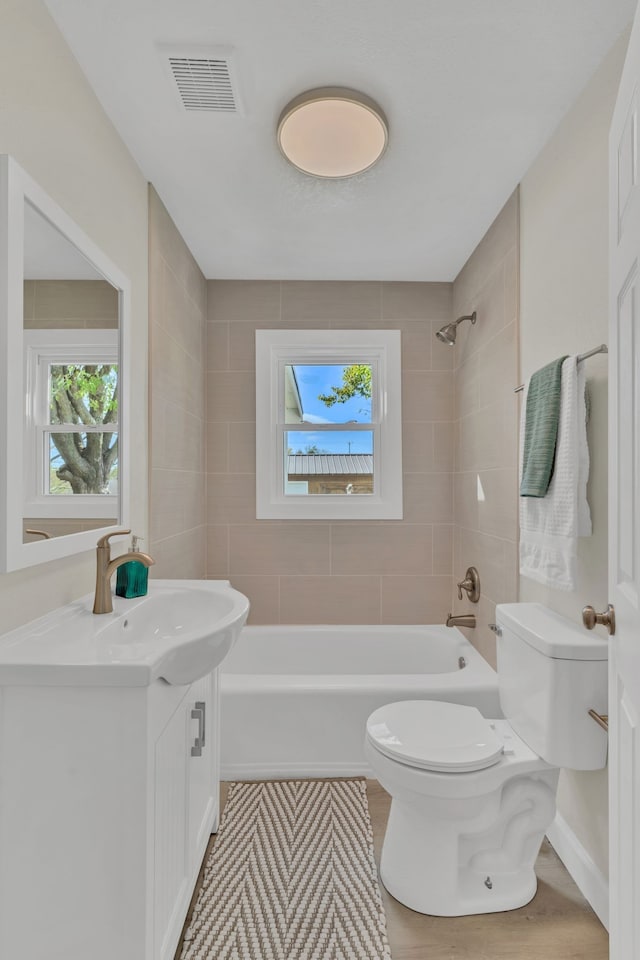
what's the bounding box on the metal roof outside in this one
[287,454,373,475]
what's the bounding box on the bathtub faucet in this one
[446,612,476,629]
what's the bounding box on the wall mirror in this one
[0,155,130,571]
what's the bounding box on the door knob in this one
[582,604,616,636]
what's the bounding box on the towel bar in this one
[514,344,608,393]
[588,709,609,732]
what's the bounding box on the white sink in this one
[0,579,249,686]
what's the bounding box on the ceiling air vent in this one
[160,45,241,113]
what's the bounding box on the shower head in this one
[435,311,477,346]
[435,323,458,345]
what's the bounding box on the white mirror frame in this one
[0,155,130,571]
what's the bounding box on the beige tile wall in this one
[148,187,208,576]
[450,190,520,666]
[206,280,455,624]
[23,280,118,329]
[23,518,116,540]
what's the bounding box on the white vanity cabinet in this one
[0,670,220,960]
[153,672,219,960]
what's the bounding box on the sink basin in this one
[0,579,249,687]
[96,581,249,683]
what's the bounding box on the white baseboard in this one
[221,760,372,781]
[546,813,609,930]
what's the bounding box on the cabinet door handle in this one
[191,701,206,757]
[195,701,206,748]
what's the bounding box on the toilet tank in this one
[495,603,608,770]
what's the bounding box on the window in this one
[24,329,119,518]
[256,329,402,519]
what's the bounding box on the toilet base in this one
[376,769,559,917]
[380,861,538,917]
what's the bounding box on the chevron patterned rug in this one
[180,779,392,960]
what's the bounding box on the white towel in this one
[519,356,591,590]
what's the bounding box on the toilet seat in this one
[366,700,504,773]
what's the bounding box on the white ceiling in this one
[44,0,635,281]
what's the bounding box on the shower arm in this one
[454,312,476,328]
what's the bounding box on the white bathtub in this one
[220,624,501,779]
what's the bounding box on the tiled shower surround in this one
[205,281,455,625]
[451,191,520,666]
[149,197,519,658]
[149,187,208,576]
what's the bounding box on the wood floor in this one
[176,780,609,960]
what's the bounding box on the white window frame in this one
[23,328,119,518]
[256,329,403,519]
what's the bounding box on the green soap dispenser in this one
[115,535,149,599]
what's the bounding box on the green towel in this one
[520,356,568,498]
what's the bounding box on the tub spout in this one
[446,613,476,629]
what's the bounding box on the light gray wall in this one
[0,0,148,631]
[519,30,629,879]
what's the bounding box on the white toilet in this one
[365,602,609,916]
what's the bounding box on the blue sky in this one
[293,364,371,424]
[288,364,372,455]
[286,430,373,455]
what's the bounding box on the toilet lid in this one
[366,700,504,773]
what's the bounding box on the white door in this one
[609,9,640,958]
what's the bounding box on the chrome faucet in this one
[446,612,476,629]
[93,529,155,614]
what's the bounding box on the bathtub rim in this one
[222,671,497,693]
[221,622,494,680]
[220,623,499,780]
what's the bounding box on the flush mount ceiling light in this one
[277,87,388,179]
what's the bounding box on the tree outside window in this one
[49,363,118,495]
